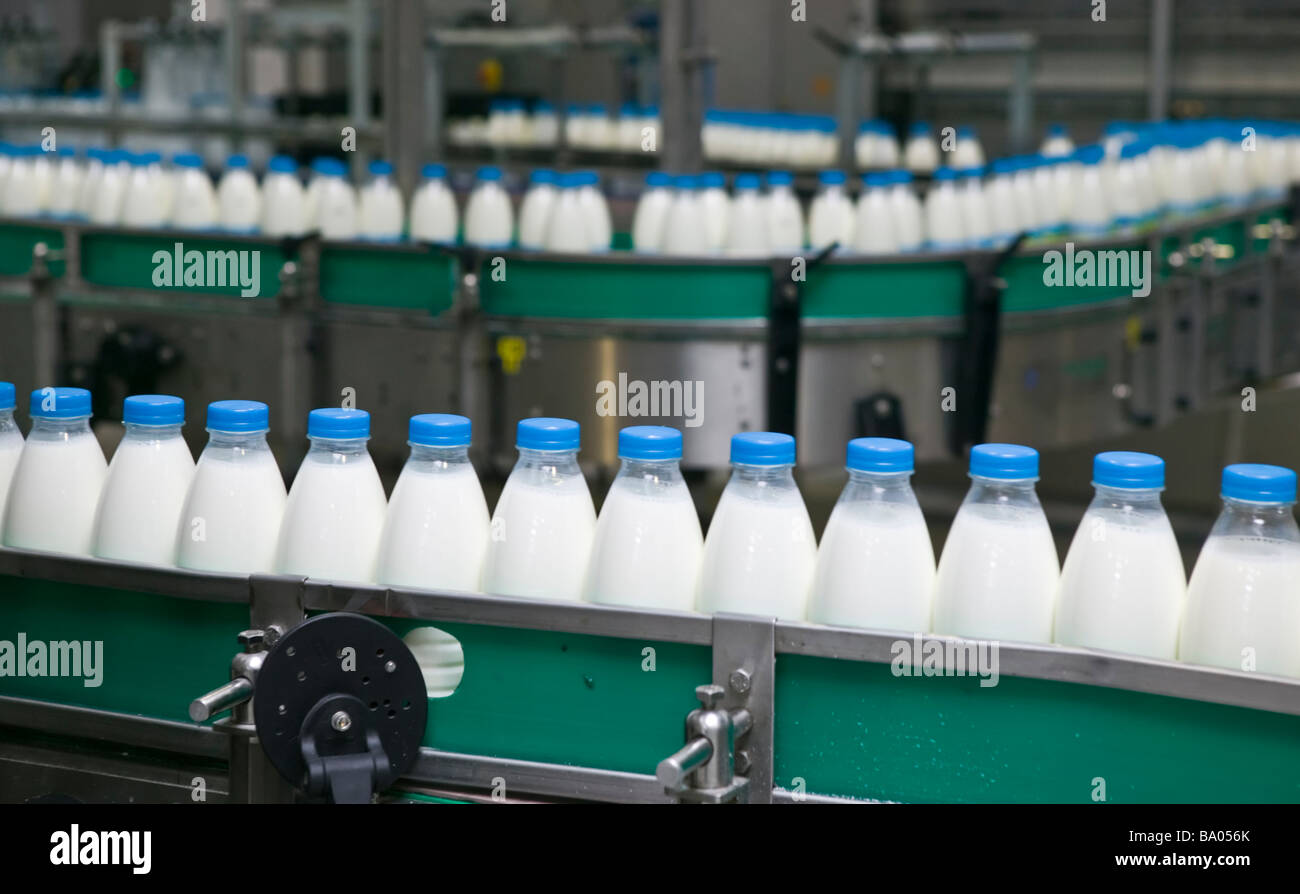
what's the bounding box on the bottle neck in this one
[515,447,581,474]
[207,428,270,449]
[843,469,917,504]
[408,444,470,466]
[1090,483,1165,509]
[730,462,795,485]
[308,435,370,456]
[966,474,1041,506]
[1215,495,1300,540]
[30,416,92,437]
[617,457,684,485]
[124,422,184,441]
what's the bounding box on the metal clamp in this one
[657,684,752,804]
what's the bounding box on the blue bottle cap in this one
[123,394,184,426]
[731,431,796,466]
[268,154,297,174]
[734,173,761,190]
[368,159,393,177]
[226,153,249,169]
[909,121,930,135]
[699,171,726,189]
[847,437,913,474]
[1221,463,1298,503]
[530,168,557,185]
[818,169,847,186]
[1093,451,1164,489]
[674,174,699,190]
[308,408,370,439]
[0,382,14,411]
[863,172,891,188]
[409,413,471,448]
[207,400,268,433]
[932,166,958,182]
[517,417,580,452]
[618,426,682,461]
[173,152,204,169]
[476,165,503,182]
[969,443,1038,480]
[766,170,794,187]
[28,387,91,419]
[421,163,447,179]
[646,171,672,188]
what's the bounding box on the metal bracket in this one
[249,574,308,649]
[766,244,834,440]
[712,613,775,804]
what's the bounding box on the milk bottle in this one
[76,147,107,219]
[169,153,218,230]
[175,400,287,574]
[122,151,166,228]
[91,395,196,566]
[517,169,558,250]
[375,414,489,592]
[3,145,41,217]
[1054,452,1186,660]
[662,175,706,257]
[31,145,54,212]
[631,171,673,253]
[1180,464,1300,677]
[532,101,559,147]
[358,159,404,241]
[698,171,731,252]
[301,157,334,231]
[482,418,596,601]
[409,163,458,244]
[697,432,817,620]
[576,171,613,252]
[932,443,1059,643]
[952,126,985,168]
[808,438,935,632]
[1041,123,1074,158]
[808,169,855,251]
[89,149,129,225]
[854,122,878,170]
[872,121,902,168]
[957,167,993,248]
[261,154,306,238]
[0,383,23,527]
[1011,157,1041,236]
[463,165,513,248]
[544,173,591,254]
[1109,141,1145,233]
[585,426,703,612]
[1031,155,1064,236]
[726,173,768,256]
[986,158,1022,245]
[903,122,939,173]
[1070,145,1111,238]
[924,167,965,250]
[764,171,805,254]
[889,170,925,252]
[47,147,84,218]
[274,409,387,583]
[217,153,262,233]
[617,103,644,152]
[1219,126,1253,208]
[853,172,897,255]
[2,387,107,556]
[317,161,359,241]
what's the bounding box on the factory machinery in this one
[1,193,1300,803]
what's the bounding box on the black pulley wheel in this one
[253,612,428,801]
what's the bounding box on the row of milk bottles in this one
[440,165,615,252]
[854,121,986,173]
[2,383,1297,679]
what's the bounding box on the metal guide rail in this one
[2,547,1299,804]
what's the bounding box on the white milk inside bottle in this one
[952,125,985,168]
[662,175,706,257]
[697,432,817,620]
[1,387,107,555]
[31,144,54,211]
[358,159,404,241]
[409,163,458,243]
[76,147,107,219]
[631,171,673,253]
[1054,452,1186,659]
[175,400,287,573]
[317,161,359,241]
[808,438,935,632]
[889,170,924,251]
[544,173,591,254]
[932,443,1059,642]
[698,171,731,251]
[375,414,489,592]
[91,395,195,566]
[3,145,41,217]
[726,173,768,256]
[872,121,901,168]
[904,122,939,172]
[170,152,218,230]
[764,171,805,254]
[517,169,558,250]
[1041,123,1075,158]
[1070,145,1111,237]
[854,122,878,170]
[301,157,332,231]
[463,165,514,248]
[957,167,992,248]
[48,147,84,218]
[1031,155,1064,235]
[89,149,129,225]
[1109,141,1145,232]
[261,154,306,238]
[808,169,855,251]
[576,170,612,252]
[585,426,703,612]
[482,418,596,601]
[853,173,897,255]
[924,167,966,250]
[275,408,388,584]
[1180,464,1300,677]
[0,383,23,526]
[217,153,262,233]
[121,151,166,228]
[986,159,1022,244]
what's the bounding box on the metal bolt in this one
[331,711,352,732]
[384,660,397,674]
[695,684,725,709]
[237,629,265,651]
[729,669,752,695]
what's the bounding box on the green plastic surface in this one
[803,260,967,318]
[0,223,65,277]
[319,246,456,313]
[79,232,285,298]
